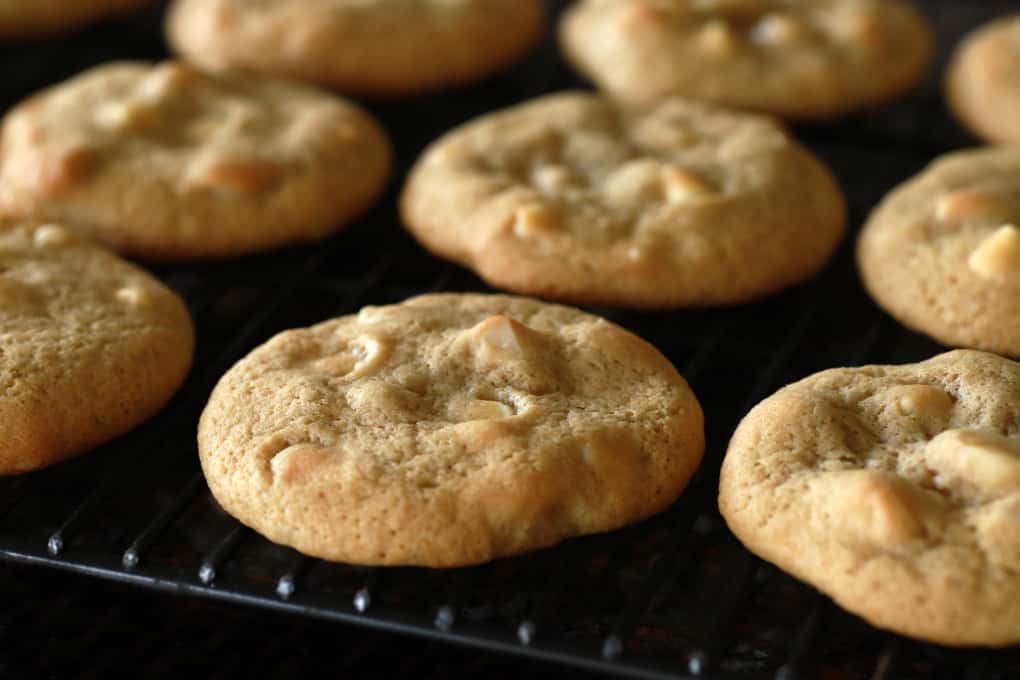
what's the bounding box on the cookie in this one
[559,0,933,120]
[0,61,391,260]
[719,350,1020,646]
[0,0,150,39]
[401,92,846,308]
[198,293,705,566]
[858,148,1020,358]
[0,221,194,475]
[165,0,545,96]
[947,15,1020,144]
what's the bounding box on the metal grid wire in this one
[2,1,1020,678]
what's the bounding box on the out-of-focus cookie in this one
[0,61,391,260]
[858,148,1020,358]
[401,92,846,308]
[198,293,705,566]
[720,350,1020,647]
[0,221,194,475]
[559,0,932,120]
[166,0,544,95]
[947,15,1020,144]
[0,0,150,39]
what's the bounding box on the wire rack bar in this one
[198,524,248,586]
[122,471,206,570]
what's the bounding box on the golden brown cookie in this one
[198,293,705,567]
[0,61,391,260]
[858,147,1020,358]
[0,221,194,475]
[166,0,545,95]
[0,0,150,39]
[401,92,846,308]
[719,350,1020,647]
[559,0,933,120]
[947,15,1020,144]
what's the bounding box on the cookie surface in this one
[0,61,391,260]
[166,0,544,95]
[560,0,932,120]
[0,221,194,475]
[0,0,149,39]
[198,293,704,566]
[719,350,1020,646]
[858,148,1020,358]
[947,15,1020,144]
[401,92,846,308]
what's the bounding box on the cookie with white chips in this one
[947,15,1020,144]
[198,293,705,566]
[560,0,932,120]
[401,92,846,307]
[720,350,1020,646]
[0,221,194,474]
[0,61,391,259]
[858,148,1020,358]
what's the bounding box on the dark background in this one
[2,1,1020,679]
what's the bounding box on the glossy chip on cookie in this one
[719,350,1020,646]
[401,92,846,307]
[198,294,705,567]
[559,0,932,119]
[166,0,544,95]
[0,61,391,259]
[0,221,194,474]
[858,147,1020,358]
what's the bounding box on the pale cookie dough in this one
[166,0,544,95]
[0,0,150,39]
[198,293,705,566]
[401,92,846,308]
[858,148,1020,358]
[0,221,194,475]
[560,0,932,120]
[947,15,1020,144]
[0,61,391,260]
[719,350,1020,647]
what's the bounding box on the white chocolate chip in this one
[531,164,580,193]
[751,13,810,45]
[137,62,196,102]
[822,470,931,550]
[448,398,515,423]
[935,190,1005,223]
[627,246,645,262]
[698,19,741,55]
[512,204,559,237]
[968,225,1020,280]
[925,429,1020,502]
[33,224,72,248]
[661,166,715,204]
[116,286,148,307]
[469,315,538,362]
[94,101,157,132]
[315,335,391,380]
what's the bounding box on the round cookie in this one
[0,61,391,260]
[947,15,1020,144]
[198,293,705,567]
[0,221,194,475]
[166,0,545,96]
[719,350,1020,647]
[858,148,1020,358]
[559,0,933,120]
[0,0,150,39]
[401,92,846,308]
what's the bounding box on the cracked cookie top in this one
[858,147,1020,358]
[198,293,705,566]
[0,61,391,259]
[559,0,932,119]
[719,350,1020,646]
[401,92,846,308]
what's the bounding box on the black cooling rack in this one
[2,2,1020,678]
